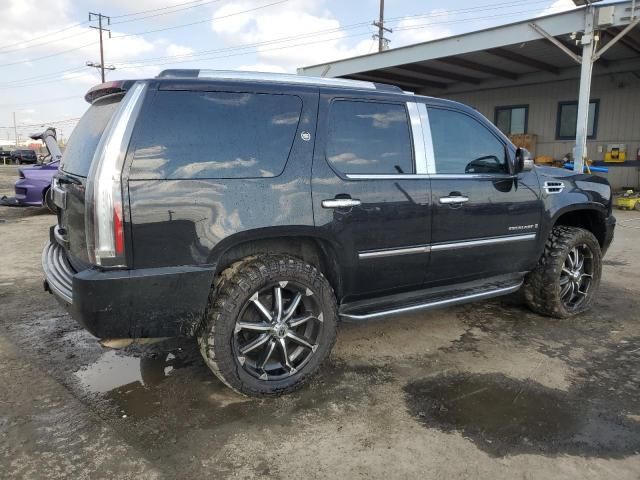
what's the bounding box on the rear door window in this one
[326,100,413,175]
[129,91,302,179]
[60,94,122,177]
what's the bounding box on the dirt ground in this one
[1,164,639,479]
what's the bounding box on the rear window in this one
[60,94,121,177]
[129,90,302,179]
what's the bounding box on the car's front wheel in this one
[524,226,602,318]
[197,255,338,396]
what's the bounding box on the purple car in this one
[14,160,59,211]
[13,128,62,212]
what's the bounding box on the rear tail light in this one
[85,82,146,267]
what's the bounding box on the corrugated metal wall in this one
[444,72,640,190]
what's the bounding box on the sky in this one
[0,0,579,144]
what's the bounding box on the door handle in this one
[322,198,361,208]
[439,195,469,205]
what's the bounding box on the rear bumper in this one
[42,240,215,339]
[14,179,44,206]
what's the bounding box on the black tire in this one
[197,255,338,396]
[524,226,602,318]
[44,188,57,214]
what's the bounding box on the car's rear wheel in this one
[197,255,338,396]
[524,226,602,318]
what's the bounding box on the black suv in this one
[11,149,37,164]
[43,71,615,396]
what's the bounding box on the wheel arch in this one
[208,227,345,299]
[550,204,609,248]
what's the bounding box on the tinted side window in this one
[130,91,302,179]
[428,108,506,175]
[326,100,413,175]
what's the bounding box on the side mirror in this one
[515,147,534,173]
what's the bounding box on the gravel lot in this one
[1,164,639,479]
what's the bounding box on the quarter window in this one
[428,108,507,175]
[129,91,302,179]
[326,100,413,175]
[556,100,599,140]
[495,105,528,135]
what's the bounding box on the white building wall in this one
[443,72,640,190]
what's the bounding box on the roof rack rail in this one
[156,69,403,92]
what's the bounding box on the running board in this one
[339,281,522,321]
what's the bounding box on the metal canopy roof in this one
[298,1,640,95]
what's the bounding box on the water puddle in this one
[75,350,194,393]
[404,372,640,458]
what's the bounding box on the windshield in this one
[60,94,122,177]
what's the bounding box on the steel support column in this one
[574,6,596,173]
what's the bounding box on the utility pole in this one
[88,12,115,83]
[373,0,392,52]
[13,112,17,148]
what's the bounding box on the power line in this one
[110,0,215,18]
[112,0,288,38]
[0,117,81,129]
[115,1,563,69]
[0,66,87,86]
[0,95,81,109]
[111,0,224,25]
[0,42,97,67]
[0,20,90,52]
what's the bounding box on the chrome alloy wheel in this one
[559,244,594,309]
[232,281,324,380]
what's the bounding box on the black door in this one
[424,106,542,286]
[312,93,431,301]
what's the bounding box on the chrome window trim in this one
[359,245,430,259]
[431,233,536,251]
[406,102,428,175]
[358,233,536,259]
[417,103,436,174]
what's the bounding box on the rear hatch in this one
[54,93,123,268]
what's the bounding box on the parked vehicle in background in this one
[43,71,615,397]
[0,150,12,164]
[11,149,38,164]
[14,129,62,212]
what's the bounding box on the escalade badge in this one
[508,224,538,231]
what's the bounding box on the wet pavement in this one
[1,165,640,479]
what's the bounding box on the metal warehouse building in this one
[299,1,640,190]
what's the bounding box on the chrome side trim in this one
[406,102,428,175]
[346,174,430,180]
[417,103,436,174]
[344,173,514,180]
[340,282,523,321]
[431,233,536,251]
[359,245,430,259]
